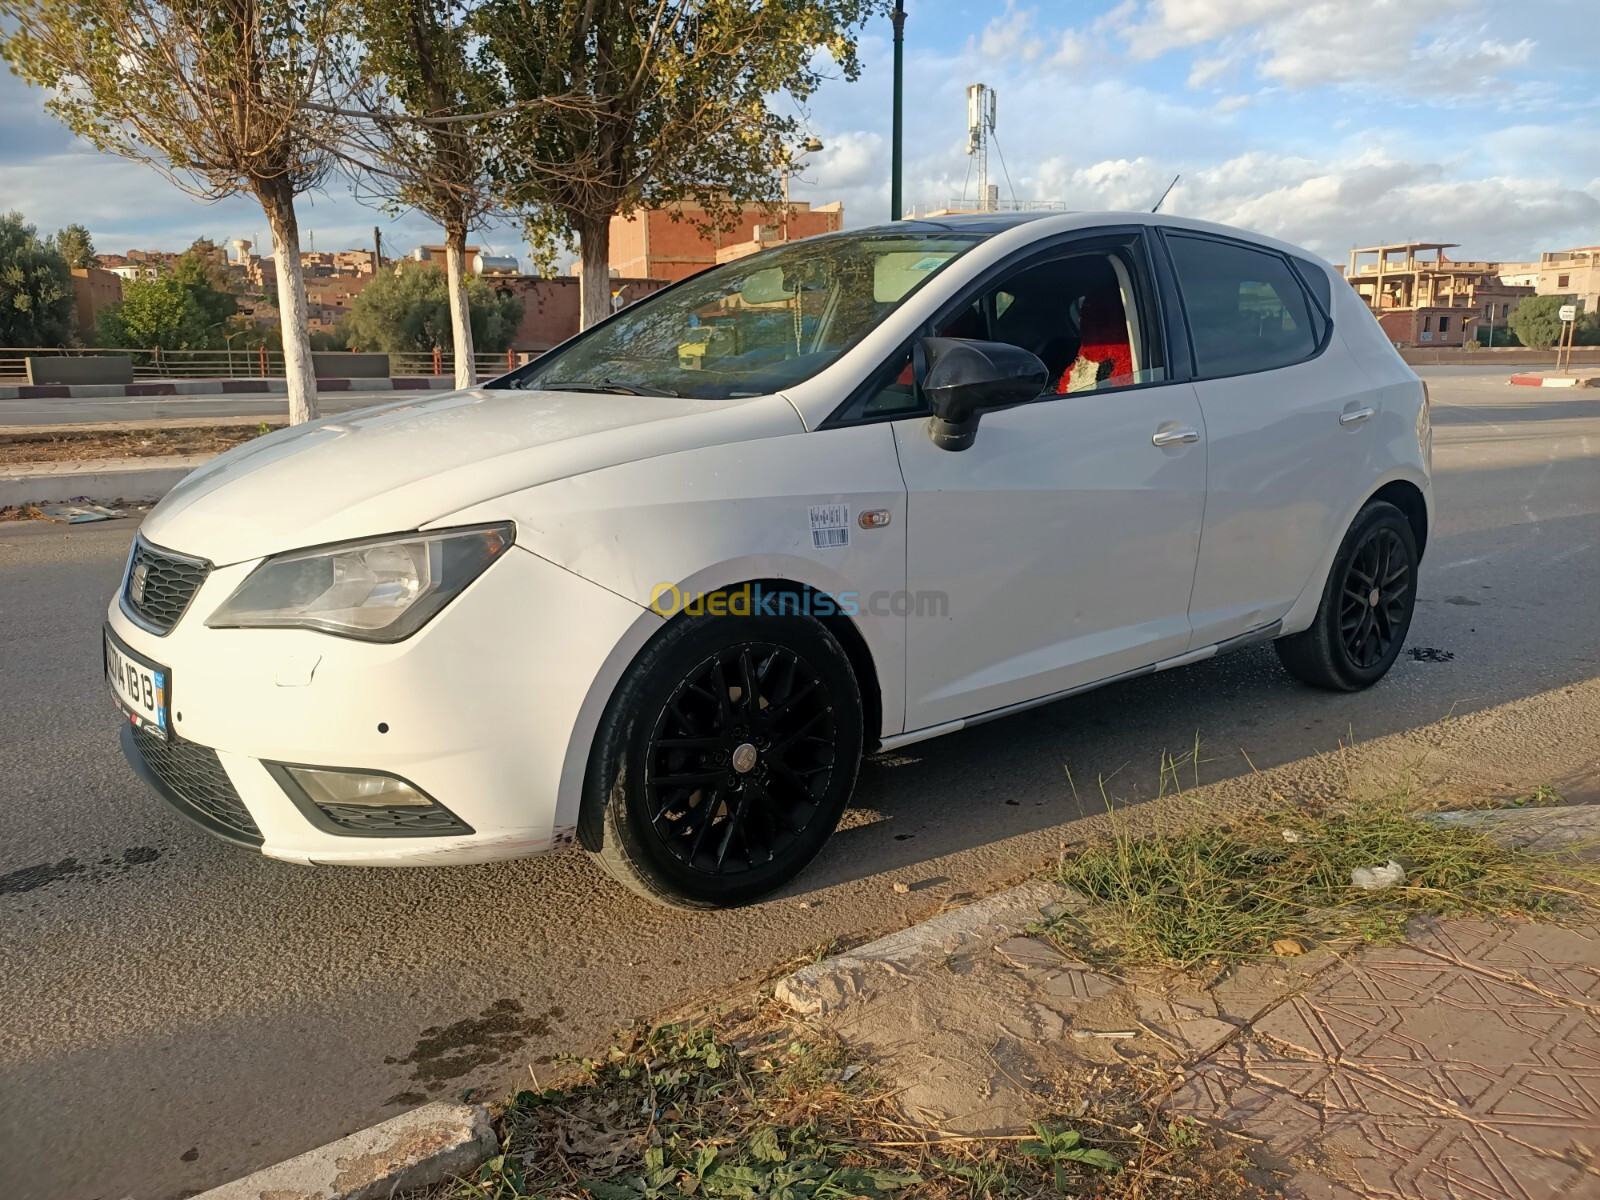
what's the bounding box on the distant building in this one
[470,275,672,353]
[70,266,122,334]
[334,249,380,276]
[1345,242,1533,347]
[1500,247,1599,315]
[303,274,376,332]
[606,199,844,283]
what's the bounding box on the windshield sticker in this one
[809,504,850,550]
[910,255,951,271]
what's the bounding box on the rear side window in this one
[1167,235,1320,379]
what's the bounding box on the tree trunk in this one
[258,181,319,424]
[578,213,613,330]
[443,227,477,389]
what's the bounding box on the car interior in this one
[859,250,1153,419]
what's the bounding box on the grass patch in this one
[447,1007,1266,1200]
[1047,793,1597,968]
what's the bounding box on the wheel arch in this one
[568,576,887,853]
[1369,478,1429,561]
[1279,468,1433,637]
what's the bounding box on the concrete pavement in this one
[0,369,1596,1199]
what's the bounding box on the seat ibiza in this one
[106,212,1431,907]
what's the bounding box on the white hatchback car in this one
[106,212,1431,907]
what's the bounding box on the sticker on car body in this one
[808,504,850,549]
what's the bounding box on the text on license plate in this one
[106,634,168,736]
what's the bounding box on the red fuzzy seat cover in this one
[1058,292,1134,393]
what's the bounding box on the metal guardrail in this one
[0,346,526,382]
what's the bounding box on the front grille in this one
[128,724,263,846]
[121,538,212,635]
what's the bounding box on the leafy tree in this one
[0,210,74,345]
[1507,295,1575,351]
[0,0,352,423]
[96,252,239,350]
[341,260,520,354]
[55,222,97,268]
[477,0,881,329]
[340,0,499,389]
[183,237,236,292]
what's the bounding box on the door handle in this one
[1339,407,1375,426]
[1151,427,1201,446]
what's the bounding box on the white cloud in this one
[1029,147,1600,260]
[1050,31,1092,69]
[1117,0,1535,96]
[975,1,1043,62]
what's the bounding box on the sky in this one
[2,0,1597,266]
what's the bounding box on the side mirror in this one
[918,337,1049,451]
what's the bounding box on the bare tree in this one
[335,0,499,388]
[1,0,351,423]
[477,0,882,330]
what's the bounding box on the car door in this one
[886,231,1209,731]
[1160,233,1378,647]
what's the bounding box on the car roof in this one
[850,212,1065,236]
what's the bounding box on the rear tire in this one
[583,612,863,909]
[1275,500,1418,691]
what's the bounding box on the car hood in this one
[141,386,803,565]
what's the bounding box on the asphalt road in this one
[2,369,1597,1199]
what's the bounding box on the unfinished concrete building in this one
[1345,242,1533,347]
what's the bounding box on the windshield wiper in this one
[533,378,680,397]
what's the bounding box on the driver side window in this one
[843,238,1167,424]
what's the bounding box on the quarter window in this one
[1167,235,1320,379]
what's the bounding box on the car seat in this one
[1058,291,1134,393]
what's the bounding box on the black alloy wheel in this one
[1338,526,1410,669]
[584,612,863,908]
[645,643,837,877]
[1275,499,1419,691]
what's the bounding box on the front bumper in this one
[109,540,652,866]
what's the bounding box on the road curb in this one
[1508,373,1596,388]
[192,1101,496,1200]
[775,880,1075,1016]
[0,459,206,506]
[0,376,462,400]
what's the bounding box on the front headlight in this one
[207,523,514,641]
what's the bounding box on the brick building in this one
[1345,242,1533,347]
[607,199,844,282]
[69,266,123,334]
[487,275,672,352]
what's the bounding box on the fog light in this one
[284,766,431,807]
[266,763,474,837]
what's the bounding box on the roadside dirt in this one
[0,424,264,465]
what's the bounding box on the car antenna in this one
[1151,174,1180,213]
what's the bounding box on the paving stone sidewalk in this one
[1170,917,1600,1199]
[780,809,1600,1200]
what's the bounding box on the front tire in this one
[1276,500,1418,691]
[583,612,863,909]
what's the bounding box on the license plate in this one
[105,628,170,740]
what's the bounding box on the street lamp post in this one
[890,0,906,221]
[782,137,826,240]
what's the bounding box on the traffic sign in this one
[1559,304,1577,322]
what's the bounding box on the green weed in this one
[1048,794,1597,968]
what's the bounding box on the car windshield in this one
[512,231,984,400]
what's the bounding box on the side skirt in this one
[873,621,1282,754]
